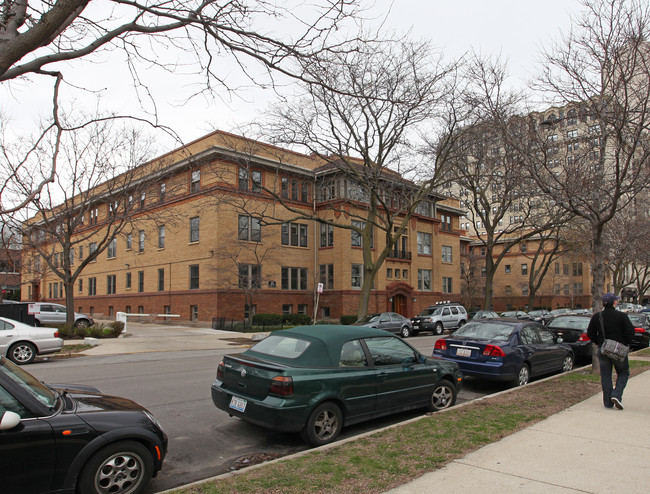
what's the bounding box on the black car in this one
[546,315,593,361]
[0,356,167,494]
[353,312,414,338]
[628,313,650,350]
[527,310,554,325]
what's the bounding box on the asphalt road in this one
[28,335,501,492]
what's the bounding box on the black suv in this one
[410,303,468,336]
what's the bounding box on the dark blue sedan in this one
[433,319,574,386]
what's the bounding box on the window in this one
[88,277,96,296]
[190,169,200,193]
[555,262,560,275]
[339,340,367,367]
[78,246,83,260]
[442,277,452,294]
[281,267,308,290]
[573,262,583,276]
[239,216,261,242]
[189,217,200,243]
[138,271,144,292]
[351,220,372,248]
[282,304,293,315]
[417,232,432,255]
[90,208,98,225]
[520,242,527,253]
[190,305,198,321]
[563,264,569,275]
[238,167,262,192]
[282,222,307,247]
[89,242,97,257]
[521,263,528,276]
[522,286,529,296]
[160,183,166,202]
[416,200,431,217]
[442,245,452,263]
[440,214,452,231]
[567,129,579,139]
[138,231,145,253]
[189,264,199,290]
[319,264,334,290]
[78,278,83,293]
[387,268,393,278]
[281,177,289,198]
[126,233,132,250]
[351,264,363,288]
[158,268,165,291]
[70,248,75,266]
[139,192,146,208]
[239,264,261,289]
[402,269,408,279]
[107,275,116,295]
[505,285,512,295]
[126,272,132,289]
[505,264,511,274]
[573,282,584,294]
[320,223,334,247]
[417,269,432,291]
[158,225,166,248]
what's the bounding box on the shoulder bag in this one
[599,311,629,362]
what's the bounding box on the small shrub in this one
[340,315,358,325]
[282,313,311,326]
[252,313,283,326]
[108,321,125,337]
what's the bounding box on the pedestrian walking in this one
[587,293,635,409]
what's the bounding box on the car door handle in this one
[378,373,388,380]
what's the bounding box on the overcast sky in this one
[4,0,585,150]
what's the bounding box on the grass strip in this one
[174,360,650,494]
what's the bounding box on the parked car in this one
[627,313,650,350]
[0,356,167,494]
[410,303,468,336]
[546,315,592,361]
[433,319,574,387]
[573,308,593,315]
[470,310,500,320]
[352,312,413,338]
[500,310,528,319]
[617,302,637,313]
[0,316,63,364]
[27,302,94,328]
[550,308,575,317]
[526,309,553,325]
[211,325,463,446]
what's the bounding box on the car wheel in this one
[427,379,457,412]
[78,440,153,494]
[400,326,411,338]
[8,342,36,365]
[433,322,444,335]
[75,319,91,329]
[562,354,574,372]
[513,364,530,387]
[458,320,466,327]
[301,402,342,447]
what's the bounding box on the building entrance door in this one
[392,294,407,316]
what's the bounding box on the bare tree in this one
[255,39,468,317]
[522,227,566,309]
[447,116,569,310]
[0,1,363,215]
[10,114,163,325]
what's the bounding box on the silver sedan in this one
[0,317,63,364]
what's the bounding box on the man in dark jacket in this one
[587,293,635,409]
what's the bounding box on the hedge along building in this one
[20,130,465,324]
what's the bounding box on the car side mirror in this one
[0,411,21,431]
[418,354,427,364]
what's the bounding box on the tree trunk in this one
[590,225,606,374]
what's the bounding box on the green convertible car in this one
[211,325,463,446]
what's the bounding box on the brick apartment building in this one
[20,131,465,323]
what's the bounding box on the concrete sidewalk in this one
[385,363,650,494]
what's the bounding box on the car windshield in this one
[418,308,435,317]
[453,321,515,341]
[356,314,380,324]
[548,317,589,330]
[250,334,312,359]
[0,357,57,409]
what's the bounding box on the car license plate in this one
[229,396,247,413]
[456,348,472,357]
[413,324,419,329]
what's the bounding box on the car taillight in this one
[217,361,224,380]
[578,333,591,342]
[483,345,506,357]
[434,339,447,351]
[53,331,60,338]
[634,327,645,334]
[270,376,294,396]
